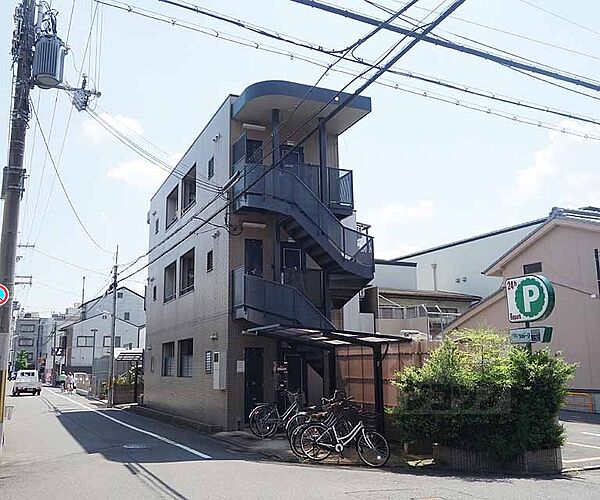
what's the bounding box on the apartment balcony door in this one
[281,243,305,289]
[245,239,263,277]
[280,145,304,165]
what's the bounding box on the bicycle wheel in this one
[356,430,390,467]
[248,404,270,437]
[250,405,278,438]
[286,413,311,441]
[289,422,311,458]
[300,423,333,461]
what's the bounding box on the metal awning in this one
[114,348,143,361]
[242,324,411,348]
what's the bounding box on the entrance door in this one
[244,347,264,421]
[281,243,305,288]
[280,145,305,165]
[245,239,263,277]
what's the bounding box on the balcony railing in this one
[233,164,373,278]
[232,266,333,330]
[281,268,324,310]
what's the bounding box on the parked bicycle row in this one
[248,389,390,467]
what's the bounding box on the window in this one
[103,336,121,347]
[180,249,195,294]
[117,291,123,299]
[182,164,197,212]
[150,355,155,373]
[164,261,177,302]
[207,157,215,179]
[152,285,157,302]
[155,218,159,234]
[19,324,35,332]
[18,338,34,347]
[124,312,131,321]
[162,342,175,377]
[206,250,214,272]
[77,336,94,347]
[205,351,212,374]
[178,338,193,377]
[166,186,179,228]
[523,262,543,274]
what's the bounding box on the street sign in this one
[51,347,64,356]
[0,284,9,307]
[510,326,553,344]
[505,275,555,323]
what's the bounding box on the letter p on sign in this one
[522,285,540,313]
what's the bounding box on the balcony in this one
[232,134,354,217]
[232,267,333,330]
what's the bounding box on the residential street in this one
[2,388,600,500]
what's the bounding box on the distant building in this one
[446,207,600,390]
[11,312,40,370]
[60,287,145,374]
[396,219,544,298]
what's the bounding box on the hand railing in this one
[233,164,373,274]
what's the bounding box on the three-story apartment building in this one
[144,80,375,430]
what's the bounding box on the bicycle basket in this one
[358,411,381,429]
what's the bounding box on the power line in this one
[293,0,600,92]
[387,0,600,62]
[100,0,600,134]
[518,0,600,39]
[33,249,108,276]
[29,100,112,254]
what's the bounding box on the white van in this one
[12,370,42,396]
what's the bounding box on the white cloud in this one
[363,200,434,259]
[107,158,167,191]
[82,112,144,144]
[510,120,600,206]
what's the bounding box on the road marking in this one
[45,391,212,459]
[582,432,600,438]
[566,442,600,450]
[563,456,600,464]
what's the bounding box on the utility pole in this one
[107,246,118,407]
[0,0,36,454]
[81,276,86,306]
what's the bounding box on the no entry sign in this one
[505,275,555,323]
[0,284,9,306]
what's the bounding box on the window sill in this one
[177,375,193,378]
[182,201,196,215]
[164,295,176,304]
[179,286,194,297]
[166,218,178,230]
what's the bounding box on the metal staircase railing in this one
[233,163,374,278]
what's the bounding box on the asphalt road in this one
[3,388,600,500]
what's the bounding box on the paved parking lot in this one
[561,411,600,469]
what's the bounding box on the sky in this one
[0,0,599,314]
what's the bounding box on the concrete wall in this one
[371,262,417,290]
[144,96,233,429]
[452,222,600,390]
[400,223,541,298]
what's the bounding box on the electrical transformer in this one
[32,35,66,89]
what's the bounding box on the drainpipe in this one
[431,263,438,291]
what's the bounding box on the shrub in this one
[391,328,576,461]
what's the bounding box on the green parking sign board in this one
[505,275,555,323]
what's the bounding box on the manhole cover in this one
[122,443,153,449]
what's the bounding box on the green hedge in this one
[390,328,576,461]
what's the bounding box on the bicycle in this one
[299,408,390,467]
[248,389,304,438]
